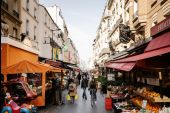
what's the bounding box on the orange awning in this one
[1,60,61,74]
[38,62,62,73]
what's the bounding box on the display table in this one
[113,101,138,113]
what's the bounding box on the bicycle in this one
[90,89,96,107]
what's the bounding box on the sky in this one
[39,0,106,64]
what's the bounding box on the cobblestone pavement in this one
[39,86,114,113]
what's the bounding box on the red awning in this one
[145,31,170,52]
[105,62,136,71]
[114,46,170,62]
[114,32,170,63]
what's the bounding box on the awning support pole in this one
[159,71,163,99]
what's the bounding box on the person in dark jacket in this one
[77,72,81,85]
[81,76,88,100]
[51,76,57,105]
[51,75,61,105]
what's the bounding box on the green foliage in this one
[97,76,108,86]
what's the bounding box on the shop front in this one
[104,16,170,112]
[1,60,62,107]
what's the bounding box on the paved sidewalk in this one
[39,86,114,113]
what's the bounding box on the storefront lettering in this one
[151,17,170,36]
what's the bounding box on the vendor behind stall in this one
[51,74,62,105]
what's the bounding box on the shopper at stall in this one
[81,76,88,100]
[55,74,61,105]
[51,76,57,105]
[68,79,77,103]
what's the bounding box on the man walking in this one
[77,72,81,85]
[81,76,88,100]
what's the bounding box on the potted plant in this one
[97,76,108,94]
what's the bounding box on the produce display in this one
[114,101,139,113]
[137,87,160,98]
[110,86,129,99]
[135,87,170,102]
[132,97,160,113]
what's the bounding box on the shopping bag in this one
[66,95,71,101]
[75,94,78,100]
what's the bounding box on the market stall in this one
[104,23,170,112]
[1,60,62,106]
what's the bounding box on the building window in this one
[14,0,18,12]
[13,27,17,38]
[49,18,50,27]
[151,0,157,7]
[133,0,138,18]
[26,0,29,11]
[108,19,110,28]
[34,8,37,19]
[34,26,36,40]
[26,19,29,35]
[45,14,47,25]
[13,0,19,18]
[2,0,8,10]
[160,0,167,5]
[45,32,47,37]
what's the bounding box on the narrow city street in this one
[1,0,170,113]
[39,86,114,113]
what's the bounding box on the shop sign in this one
[45,60,61,67]
[53,48,60,60]
[119,24,131,44]
[151,16,170,36]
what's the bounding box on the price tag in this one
[142,100,147,109]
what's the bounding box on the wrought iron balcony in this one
[50,38,61,48]
[13,10,19,18]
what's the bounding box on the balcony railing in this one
[50,38,60,48]
[2,1,8,10]
[13,10,19,18]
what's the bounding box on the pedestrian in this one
[54,74,61,105]
[67,76,72,89]
[77,72,81,85]
[81,76,88,100]
[68,79,77,103]
[51,75,57,105]
[88,77,98,102]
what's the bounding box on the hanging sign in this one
[119,24,131,44]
